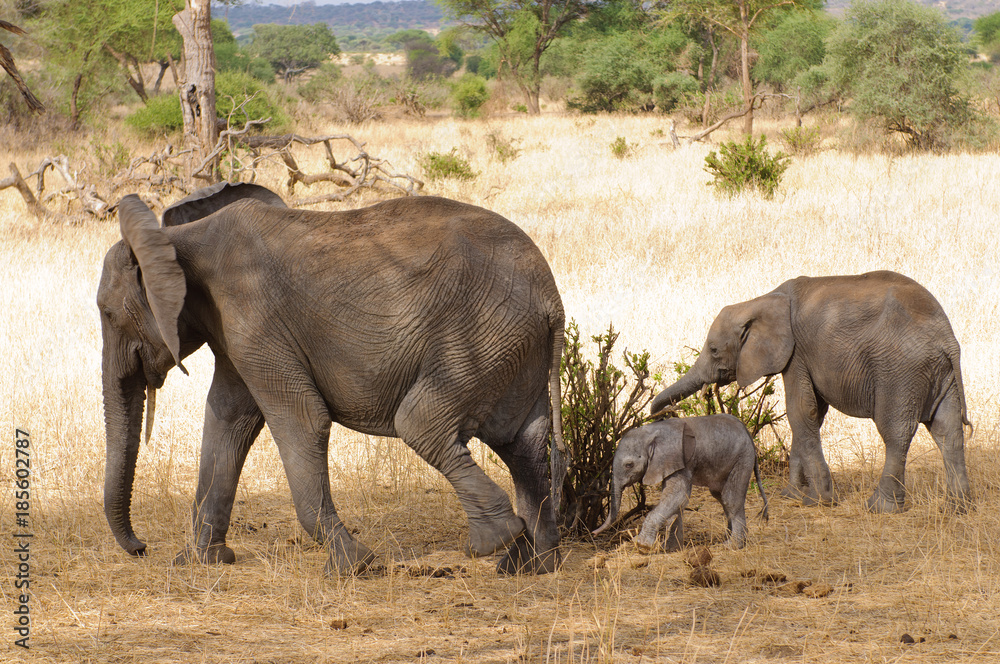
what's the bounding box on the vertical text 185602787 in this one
[13,428,31,649]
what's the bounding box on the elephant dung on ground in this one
[593,414,768,551]
[97,183,567,576]
[650,271,972,513]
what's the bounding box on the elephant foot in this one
[497,532,560,575]
[865,490,905,514]
[781,482,836,507]
[173,543,236,565]
[945,492,973,515]
[633,533,662,554]
[466,514,525,558]
[325,536,377,577]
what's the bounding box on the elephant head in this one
[650,291,794,414]
[98,195,188,555]
[593,420,694,535]
[98,184,285,556]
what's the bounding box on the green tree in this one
[667,0,798,134]
[825,0,971,149]
[435,0,585,114]
[753,11,834,90]
[247,22,340,83]
[387,29,458,79]
[973,11,1000,63]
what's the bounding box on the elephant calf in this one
[593,414,768,552]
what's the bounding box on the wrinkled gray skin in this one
[97,185,566,576]
[593,415,767,551]
[651,271,972,513]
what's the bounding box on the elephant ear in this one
[118,194,187,374]
[642,421,688,486]
[161,182,286,226]
[733,291,793,387]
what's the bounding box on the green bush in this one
[666,354,787,475]
[779,125,822,156]
[451,73,489,118]
[610,136,637,159]
[419,149,477,181]
[653,72,698,112]
[125,72,290,135]
[704,135,790,199]
[558,322,658,535]
[486,131,521,163]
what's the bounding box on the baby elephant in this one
[593,414,768,551]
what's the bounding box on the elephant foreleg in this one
[925,387,972,512]
[635,474,689,552]
[178,355,265,565]
[783,370,835,506]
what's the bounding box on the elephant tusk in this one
[143,386,156,445]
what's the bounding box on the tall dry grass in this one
[2,112,999,663]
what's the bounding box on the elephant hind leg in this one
[394,381,524,560]
[926,386,973,512]
[487,393,560,575]
[868,411,919,513]
[257,384,375,575]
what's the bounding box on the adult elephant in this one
[650,271,972,513]
[98,184,566,576]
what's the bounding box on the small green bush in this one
[704,134,790,199]
[486,131,521,163]
[653,72,699,112]
[779,125,822,156]
[667,355,787,475]
[419,149,477,181]
[452,73,489,118]
[125,71,290,135]
[610,136,637,160]
[559,321,658,535]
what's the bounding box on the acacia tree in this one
[668,0,796,134]
[247,23,339,83]
[825,0,970,149]
[436,0,585,114]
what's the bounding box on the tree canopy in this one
[247,22,340,82]
[825,0,971,148]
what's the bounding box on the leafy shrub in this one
[91,139,131,178]
[511,103,528,113]
[667,355,787,475]
[419,149,477,181]
[610,136,637,159]
[126,72,289,135]
[297,62,343,103]
[653,72,699,112]
[779,125,822,156]
[452,73,489,118]
[704,134,790,199]
[486,131,521,163]
[558,322,657,535]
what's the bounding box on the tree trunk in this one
[70,72,83,130]
[173,0,217,181]
[152,61,169,95]
[740,23,753,135]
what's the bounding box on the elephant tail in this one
[548,313,567,515]
[753,453,769,522]
[946,341,972,432]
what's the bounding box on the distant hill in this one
[222,0,449,40]
[825,0,999,19]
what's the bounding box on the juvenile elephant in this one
[650,271,972,513]
[593,414,767,551]
[97,183,566,576]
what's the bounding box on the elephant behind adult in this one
[650,271,971,513]
[98,187,566,576]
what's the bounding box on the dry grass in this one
[2,111,999,663]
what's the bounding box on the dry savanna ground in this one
[2,111,999,663]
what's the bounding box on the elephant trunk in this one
[593,475,625,535]
[650,359,709,413]
[103,360,149,556]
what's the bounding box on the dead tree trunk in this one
[172,0,217,182]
